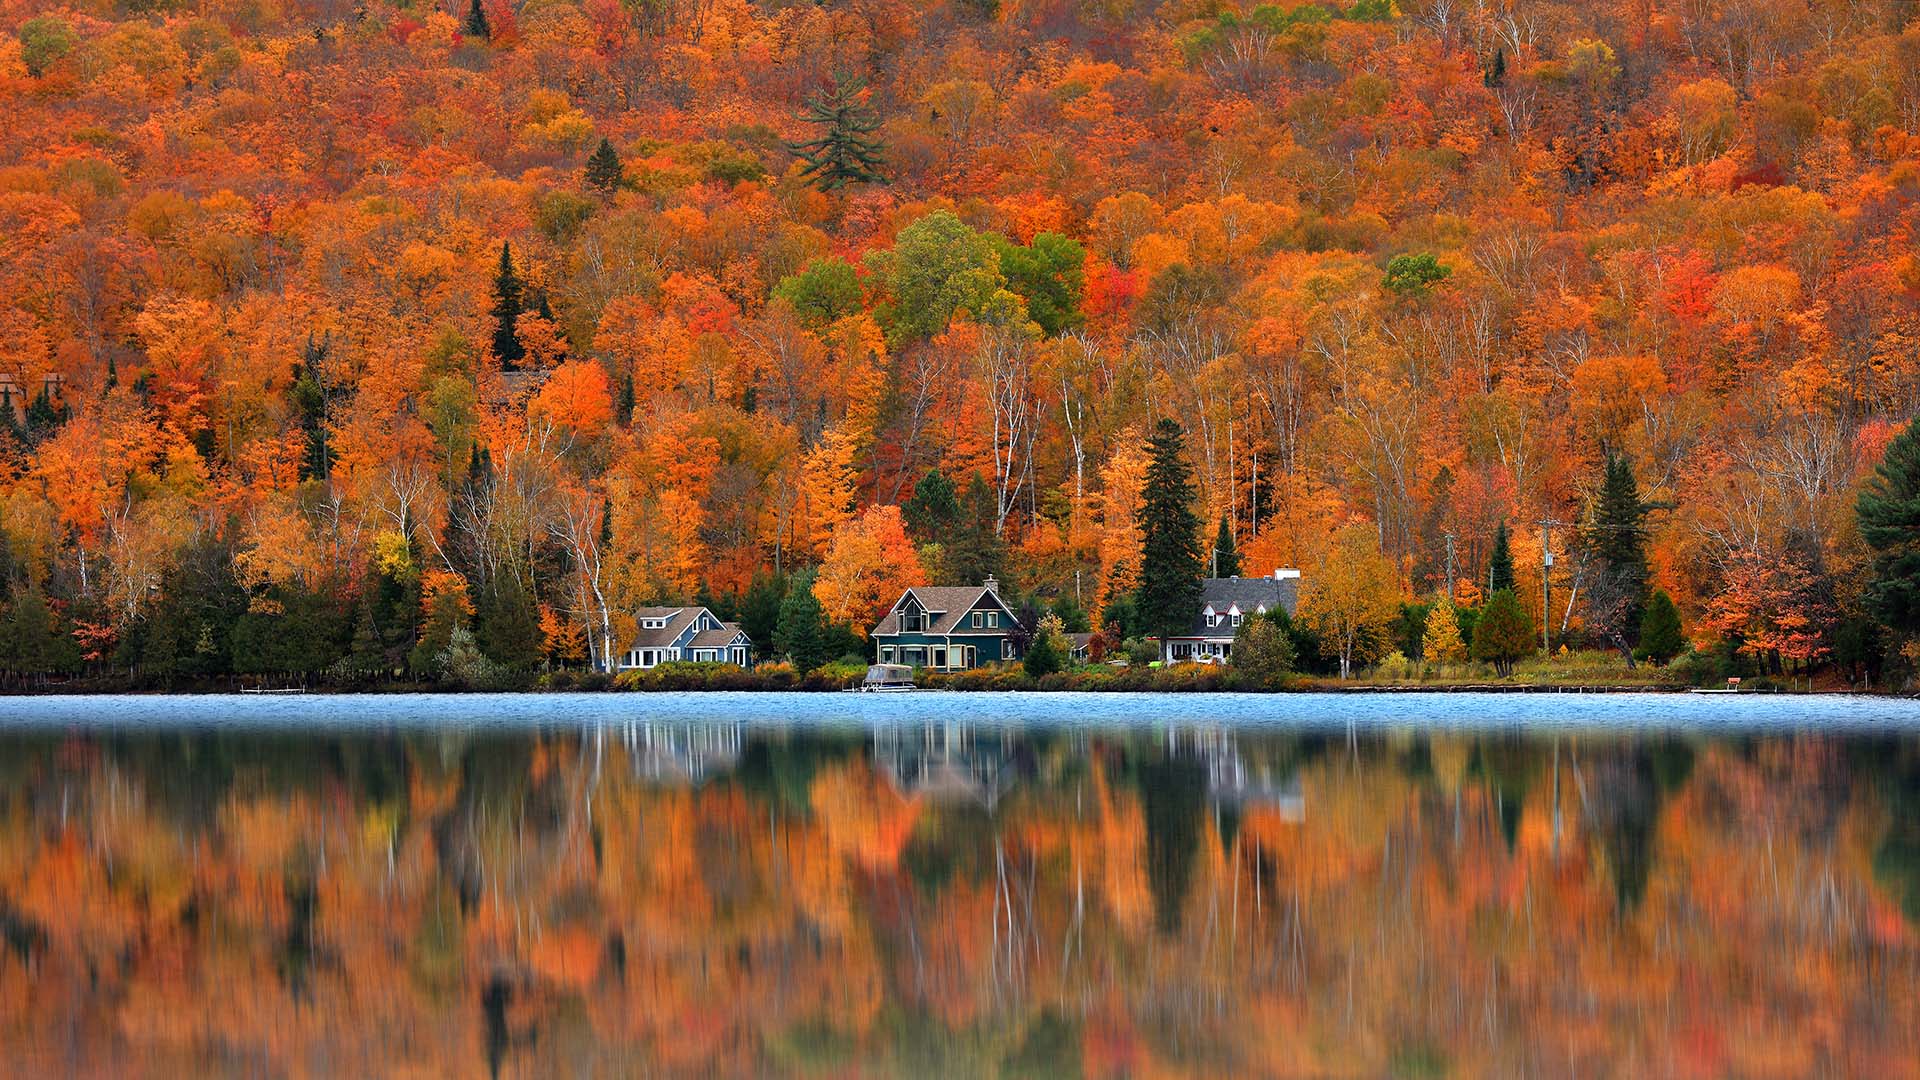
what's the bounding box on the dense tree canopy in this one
[0,0,1916,683]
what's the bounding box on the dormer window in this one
[641,617,668,630]
[1231,613,1242,627]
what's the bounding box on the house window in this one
[626,650,640,667]
[1231,613,1242,628]
[1002,639,1015,660]
[971,612,982,628]
[642,618,666,629]
[903,610,923,632]
[881,646,894,663]
[985,612,998,628]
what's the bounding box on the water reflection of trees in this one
[0,724,1915,1075]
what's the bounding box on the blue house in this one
[618,606,754,670]
[870,577,1021,671]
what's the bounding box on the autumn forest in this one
[6,0,1920,683]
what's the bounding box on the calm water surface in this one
[3,693,1918,1076]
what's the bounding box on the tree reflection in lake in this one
[0,721,1917,1076]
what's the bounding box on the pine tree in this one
[478,575,543,672]
[490,241,525,369]
[1488,521,1515,594]
[1212,514,1241,577]
[1639,588,1685,665]
[904,467,961,542]
[1858,418,1920,646]
[774,570,830,673]
[790,74,888,191]
[1484,47,1507,87]
[1471,588,1534,676]
[945,473,1005,586]
[1587,455,1651,657]
[462,0,490,40]
[1138,419,1205,661]
[584,137,624,194]
[1421,598,1467,664]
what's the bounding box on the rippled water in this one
[2,693,1918,1076]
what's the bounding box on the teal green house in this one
[870,577,1021,671]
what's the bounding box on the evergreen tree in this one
[903,466,961,542]
[1211,514,1241,577]
[1488,520,1515,594]
[490,242,525,369]
[1484,47,1507,87]
[584,137,624,194]
[1022,623,1063,678]
[478,575,543,672]
[0,584,78,680]
[347,593,385,678]
[1858,418,1920,647]
[1137,419,1205,661]
[462,0,490,40]
[944,473,1005,585]
[1586,455,1652,658]
[1471,588,1534,676]
[1639,587,1685,665]
[773,570,830,673]
[790,74,888,191]
[739,573,786,653]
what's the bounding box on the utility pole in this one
[1537,519,1564,655]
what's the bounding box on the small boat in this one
[240,687,307,695]
[855,664,919,692]
[1689,677,1741,695]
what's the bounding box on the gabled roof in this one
[1175,576,1301,639]
[687,624,750,649]
[871,585,1013,637]
[627,607,701,649]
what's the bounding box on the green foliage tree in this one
[1639,587,1685,665]
[18,16,77,78]
[994,232,1086,337]
[1023,613,1066,678]
[772,257,863,326]
[1231,612,1295,689]
[868,211,1022,344]
[738,573,787,655]
[1471,588,1534,676]
[774,569,831,673]
[904,466,961,542]
[944,473,1005,585]
[1137,419,1205,662]
[1382,252,1451,297]
[462,0,491,40]
[1489,520,1515,593]
[231,586,348,676]
[1858,419,1920,650]
[1586,455,1651,658]
[1211,514,1241,577]
[584,137,624,194]
[410,584,470,678]
[478,575,543,672]
[0,584,79,680]
[490,242,525,369]
[790,74,888,191]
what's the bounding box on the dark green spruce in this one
[1137,419,1205,661]
[790,75,888,191]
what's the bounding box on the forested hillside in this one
[3,0,1920,682]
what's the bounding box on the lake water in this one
[2,693,1918,1076]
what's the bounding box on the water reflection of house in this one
[1170,726,1305,821]
[872,724,1012,808]
[621,722,743,785]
